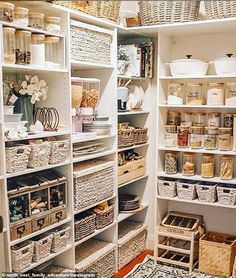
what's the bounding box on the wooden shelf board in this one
[159,105,236,109]
[118,143,149,152]
[118,175,149,188]
[160,74,236,80]
[73,149,116,163]
[72,134,115,144]
[118,111,149,116]
[118,204,148,223]
[2,63,68,73]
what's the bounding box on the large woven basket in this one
[49,140,70,164]
[51,226,70,253]
[196,182,217,203]
[217,185,236,206]
[28,142,51,168]
[139,1,200,26]
[6,145,31,173]
[94,204,114,230]
[158,177,177,198]
[33,234,53,262]
[118,128,134,148]
[74,212,96,241]
[177,180,197,200]
[204,1,236,20]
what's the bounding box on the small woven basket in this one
[133,128,148,145]
[51,226,70,253]
[196,182,217,203]
[118,128,134,148]
[6,145,31,173]
[74,212,96,241]
[204,1,236,20]
[177,180,197,200]
[97,1,121,22]
[33,234,53,262]
[94,204,114,230]
[158,178,177,198]
[54,1,98,16]
[49,140,70,164]
[28,142,51,168]
[217,184,236,206]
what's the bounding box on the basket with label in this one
[51,226,71,253]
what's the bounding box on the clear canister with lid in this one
[226,83,236,106]
[15,30,31,65]
[186,83,203,105]
[204,127,218,150]
[201,154,215,178]
[3,27,15,64]
[45,36,60,69]
[181,112,193,127]
[14,7,28,27]
[177,126,189,148]
[207,83,224,106]
[220,155,233,180]
[207,112,221,127]
[164,151,177,174]
[167,83,183,105]
[31,34,45,67]
[45,16,61,34]
[28,12,44,29]
[193,112,206,127]
[0,2,14,22]
[190,126,204,149]
[167,111,181,126]
[182,152,195,176]
[218,127,232,151]
[164,125,176,147]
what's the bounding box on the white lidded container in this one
[167,55,209,77]
[212,54,236,75]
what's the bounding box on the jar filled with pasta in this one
[207,83,224,106]
[204,127,218,150]
[193,112,206,127]
[165,151,177,174]
[186,83,203,105]
[167,111,181,126]
[177,126,189,148]
[167,83,183,105]
[207,112,221,127]
[201,154,214,178]
[218,127,232,151]
[190,126,204,149]
[220,155,233,180]
[182,152,195,176]
[164,125,176,147]
[181,112,193,127]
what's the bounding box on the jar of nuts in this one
[182,153,195,176]
[80,78,100,109]
[165,151,177,174]
[220,155,233,180]
[204,127,218,150]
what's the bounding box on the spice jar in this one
[193,112,206,127]
[220,156,233,180]
[182,153,195,176]
[190,126,203,149]
[14,7,28,27]
[218,127,232,151]
[31,34,45,67]
[3,27,15,64]
[15,30,31,65]
[164,125,176,147]
[167,111,181,126]
[186,83,203,105]
[177,126,189,148]
[44,36,60,69]
[28,12,44,29]
[226,83,236,106]
[207,112,221,127]
[165,151,177,174]
[45,16,61,34]
[204,127,218,150]
[207,83,224,106]
[201,154,214,178]
[181,112,193,127]
[167,83,183,105]
[0,2,14,22]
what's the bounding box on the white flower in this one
[25,75,30,81]
[39,80,46,88]
[21,81,27,89]
[30,76,39,84]
[19,89,27,95]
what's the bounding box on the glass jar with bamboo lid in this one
[220,155,234,180]
[218,127,232,151]
[190,126,204,149]
[201,154,215,178]
[3,27,15,64]
[182,152,195,176]
[204,127,218,150]
[164,125,176,147]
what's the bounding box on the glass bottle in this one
[220,156,233,180]
[3,27,15,64]
[186,83,203,105]
[177,126,189,148]
[204,127,218,150]
[190,126,204,149]
[181,112,193,127]
[164,125,176,147]
[167,111,181,126]
[165,151,177,174]
[182,153,195,176]
[207,83,224,106]
[15,30,31,65]
[0,2,14,22]
[201,154,214,178]
[218,127,232,151]
[44,36,60,69]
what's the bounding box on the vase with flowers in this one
[117,47,130,75]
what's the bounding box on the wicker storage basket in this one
[51,226,70,253]
[139,1,200,26]
[74,212,96,241]
[6,145,31,173]
[70,20,112,65]
[11,240,34,272]
[217,184,236,206]
[94,204,114,230]
[33,234,53,262]
[28,142,51,168]
[199,232,236,277]
[196,182,217,203]
[118,220,147,270]
[204,1,236,20]
[177,179,197,200]
[118,128,134,148]
[133,128,148,145]
[158,177,177,197]
[73,160,114,211]
[54,1,98,16]
[75,239,116,277]
[97,1,121,22]
[49,140,70,164]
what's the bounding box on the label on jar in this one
[164,133,176,147]
[218,134,231,150]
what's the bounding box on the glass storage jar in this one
[28,12,44,29]
[190,126,204,149]
[182,152,195,176]
[220,155,233,180]
[186,83,203,105]
[193,112,206,127]
[177,126,189,148]
[201,154,214,178]
[0,2,14,22]
[80,78,100,109]
[165,151,177,174]
[3,27,15,64]
[45,16,61,34]
[207,83,224,106]
[15,30,31,65]
[207,112,221,127]
[224,113,233,129]
[71,77,83,109]
[164,125,176,147]
[218,127,232,151]
[31,34,45,67]
[204,127,218,150]
[45,36,60,69]
[167,83,183,105]
[181,112,193,127]
[167,111,181,126]
[225,83,236,106]
[14,7,28,27]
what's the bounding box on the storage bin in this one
[50,206,67,224]
[11,240,34,272]
[217,184,236,206]
[177,180,197,200]
[28,142,51,168]
[74,212,96,241]
[204,1,236,20]
[157,177,177,197]
[196,182,217,203]
[10,219,32,241]
[199,232,236,277]
[51,226,70,253]
[33,234,53,262]
[54,1,98,16]
[70,20,112,65]
[6,145,31,173]
[31,213,50,233]
[133,128,148,145]
[118,220,147,270]
[94,204,114,230]
[75,239,116,277]
[73,160,114,211]
[49,140,70,164]
[118,128,134,148]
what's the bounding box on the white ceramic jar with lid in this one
[212,54,236,75]
[0,2,14,22]
[31,34,45,67]
[14,7,29,27]
[45,16,61,34]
